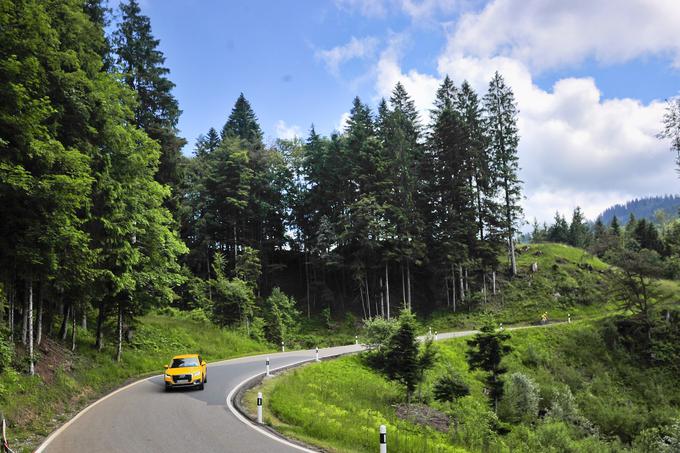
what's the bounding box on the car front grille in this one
[172,374,191,383]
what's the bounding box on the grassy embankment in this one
[247,320,680,452]
[0,312,271,453]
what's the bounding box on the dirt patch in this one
[35,337,75,385]
[395,403,450,433]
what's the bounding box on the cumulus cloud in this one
[316,36,380,76]
[275,120,302,140]
[450,0,680,71]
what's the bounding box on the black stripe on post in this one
[380,433,386,444]
[257,397,262,406]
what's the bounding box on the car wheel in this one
[204,374,207,384]
[198,382,205,390]
[165,384,171,392]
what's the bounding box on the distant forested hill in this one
[599,195,680,224]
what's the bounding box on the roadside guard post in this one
[355,335,358,345]
[434,331,438,341]
[315,347,319,362]
[379,424,387,453]
[257,392,263,424]
[266,357,270,376]
[281,341,285,352]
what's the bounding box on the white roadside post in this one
[434,331,438,341]
[428,326,432,336]
[257,392,263,424]
[355,335,358,345]
[281,341,285,352]
[379,425,387,453]
[266,357,270,376]
[568,313,571,324]
[315,347,319,362]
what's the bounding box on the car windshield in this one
[170,357,199,368]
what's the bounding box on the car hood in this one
[165,366,201,376]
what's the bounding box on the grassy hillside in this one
[0,311,271,453]
[426,242,679,332]
[251,320,680,452]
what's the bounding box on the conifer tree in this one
[483,72,523,276]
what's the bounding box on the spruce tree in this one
[113,0,186,201]
[483,72,523,276]
[221,93,264,145]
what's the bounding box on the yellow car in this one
[163,354,207,391]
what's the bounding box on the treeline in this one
[599,195,680,226]
[0,0,524,368]
[181,77,523,324]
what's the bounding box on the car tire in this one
[198,382,204,390]
[165,384,171,392]
[204,374,207,384]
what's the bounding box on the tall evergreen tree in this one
[483,72,523,276]
[221,93,264,145]
[113,0,186,201]
[568,207,590,248]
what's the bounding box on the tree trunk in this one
[444,276,450,308]
[71,308,77,351]
[21,291,28,345]
[233,224,238,265]
[483,273,488,304]
[28,280,34,376]
[8,282,14,342]
[458,264,465,302]
[359,283,367,320]
[509,236,517,277]
[492,271,497,295]
[451,264,457,312]
[206,242,212,303]
[401,262,406,308]
[60,303,70,341]
[385,262,390,320]
[82,311,87,331]
[464,267,469,293]
[36,285,43,346]
[365,272,371,319]
[379,278,385,317]
[96,300,105,352]
[406,262,412,310]
[116,302,123,362]
[305,250,310,319]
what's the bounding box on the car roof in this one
[172,354,200,359]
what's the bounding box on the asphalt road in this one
[38,325,545,453]
[37,344,362,453]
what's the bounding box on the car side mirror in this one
[164,365,169,369]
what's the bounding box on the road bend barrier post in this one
[266,357,270,376]
[568,313,571,323]
[434,331,438,341]
[315,347,319,362]
[355,335,358,345]
[257,392,263,424]
[281,341,285,352]
[379,424,387,453]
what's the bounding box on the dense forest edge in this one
[2,1,680,452]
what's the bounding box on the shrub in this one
[499,372,540,423]
[433,367,470,403]
[362,316,397,350]
[0,331,13,373]
[264,288,300,344]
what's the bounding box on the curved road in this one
[36,326,539,452]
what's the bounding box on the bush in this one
[433,367,470,403]
[264,288,300,344]
[499,372,540,423]
[0,331,13,373]
[634,419,680,453]
[362,316,397,350]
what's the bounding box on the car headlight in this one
[164,374,171,378]
[192,371,201,377]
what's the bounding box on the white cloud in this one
[449,0,680,71]
[275,120,302,140]
[337,112,351,132]
[334,0,458,20]
[374,35,441,116]
[316,36,380,76]
[436,54,675,223]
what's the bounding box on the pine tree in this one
[483,72,523,276]
[568,207,591,248]
[113,0,186,201]
[221,93,263,145]
[466,325,512,412]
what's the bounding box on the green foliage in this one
[499,372,540,424]
[211,253,254,326]
[432,367,470,403]
[0,330,13,373]
[235,246,261,290]
[363,316,398,350]
[466,324,512,412]
[263,288,300,344]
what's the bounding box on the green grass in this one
[423,242,680,333]
[249,356,467,453]
[0,312,271,453]
[254,319,680,452]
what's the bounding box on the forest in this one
[3,0,680,379]
[0,0,524,370]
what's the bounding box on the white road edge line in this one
[225,358,323,453]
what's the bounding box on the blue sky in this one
[114,0,680,224]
